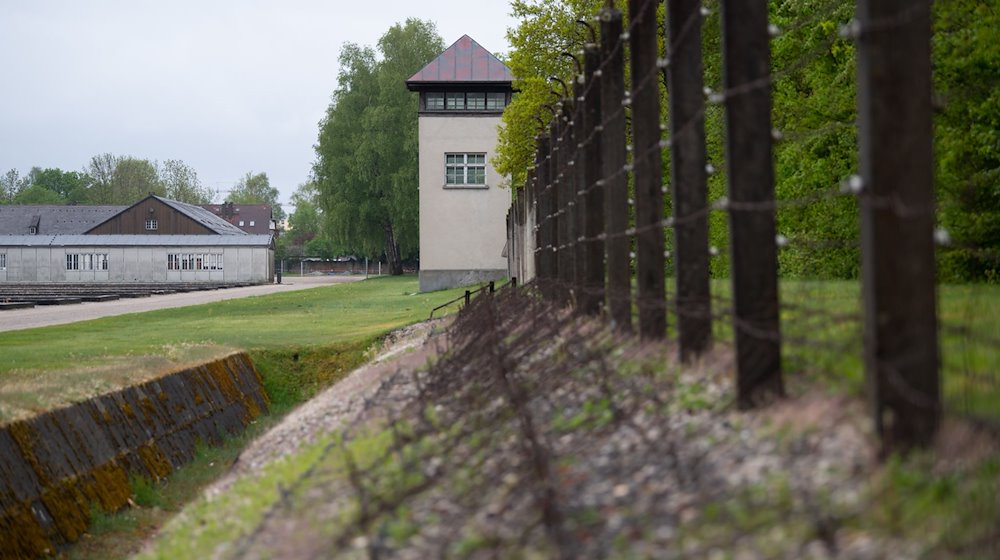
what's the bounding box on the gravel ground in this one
[0,275,362,333]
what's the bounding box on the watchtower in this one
[405,35,514,292]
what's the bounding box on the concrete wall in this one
[0,353,268,558]
[418,114,510,292]
[0,246,273,284]
[505,196,536,285]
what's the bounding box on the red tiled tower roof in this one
[406,35,512,87]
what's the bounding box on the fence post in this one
[535,134,554,297]
[628,0,666,339]
[513,184,523,282]
[549,118,563,301]
[667,0,712,360]
[856,0,940,451]
[507,207,514,282]
[557,102,575,305]
[720,0,783,407]
[573,71,588,306]
[600,5,632,332]
[580,42,606,316]
[526,167,537,282]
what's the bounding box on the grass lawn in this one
[773,280,998,421]
[0,275,468,424]
[0,274,470,560]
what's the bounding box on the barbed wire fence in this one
[506,0,1000,452]
[197,0,1000,557]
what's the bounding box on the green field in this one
[771,280,998,420]
[0,276,468,423]
[2,276,995,424]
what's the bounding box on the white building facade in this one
[0,196,274,284]
[0,235,273,284]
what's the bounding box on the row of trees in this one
[2,156,284,221]
[312,19,444,274]
[495,0,999,282]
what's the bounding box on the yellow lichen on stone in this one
[139,396,157,422]
[39,480,90,542]
[7,421,50,487]
[0,505,51,559]
[0,352,271,556]
[89,462,131,511]
[137,442,173,480]
[209,355,268,423]
[208,358,242,403]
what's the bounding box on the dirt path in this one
[0,275,365,333]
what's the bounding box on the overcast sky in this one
[0,0,516,208]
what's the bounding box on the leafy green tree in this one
[81,155,162,204]
[1,169,29,204]
[20,167,93,203]
[314,19,443,275]
[12,184,64,204]
[494,0,604,190]
[161,159,214,204]
[768,0,859,278]
[111,158,164,203]
[85,153,120,203]
[371,19,444,271]
[315,44,383,259]
[228,171,284,221]
[933,0,1000,282]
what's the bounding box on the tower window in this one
[423,91,507,112]
[426,92,445,110]
[487,92,507,110]
[466,92,486,110]
[445,153,487,186]
[446,92,465,110]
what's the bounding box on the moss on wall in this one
[0,352,268,559]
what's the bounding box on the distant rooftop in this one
[153,196,247,235]
[0,234,272,247]
[406,35,512,87]
[202,203,273,235]
[0,195,251,237]
[0,205,124,235]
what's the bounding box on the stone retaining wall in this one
[0,353,269,559]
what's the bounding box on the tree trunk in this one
[383,221,404,275]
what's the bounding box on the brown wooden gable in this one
[86,196,215,235]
